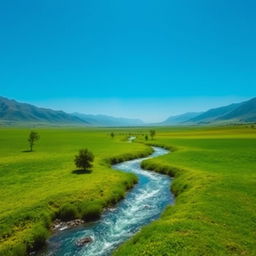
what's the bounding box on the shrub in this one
[80,201,103,221]
[58,203,79,221]
[149,130,156,140]
[41,212,52,228]
[1,243,26,256]
[26,224,48,252]
[13,244,26,256]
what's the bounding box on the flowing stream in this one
[42,146,173,256]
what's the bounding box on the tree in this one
[145,134,148,141]
[110,132,115,139]
[150,130,156,140]
[28,131,40,152]
[74,149,94,171]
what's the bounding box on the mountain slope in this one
[187,97,256,124]
[161,112,202,125]
[73,113,144,126]
[188,103,241,123]
[0,96,87,125]
[217,97,256,122]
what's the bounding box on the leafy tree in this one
[74,149,94,171]
[110,132,115,139]
[150,130,156,140]
[28,131,40,152]
[145,135,148,141]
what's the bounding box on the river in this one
[42,146,173,256]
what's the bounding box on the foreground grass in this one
[1,125,256,256]
[0,128,152,255]
[114,126,256,256]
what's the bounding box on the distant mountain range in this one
[0,96,144,126]
[162,97,256,125]
[72,113,144,127]
[160,112,202,125]
[0,96,86,125]
[0,96,255,127]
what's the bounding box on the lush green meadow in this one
[1,126,256,256]
[0,128,152,255]
[115,126,256,256]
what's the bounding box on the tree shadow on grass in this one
[22,150,32,153]
[72,169,92,175]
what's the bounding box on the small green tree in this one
[145,135,148,141]
[28,131,40,152]
[150,130,156,140]
[110,132,115,139]
[74,149,94,171]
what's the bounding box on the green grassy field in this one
[0,128,152,255]
[114,126,256,256]
[1,126,256,255]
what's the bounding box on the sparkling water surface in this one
[42,147,173,256]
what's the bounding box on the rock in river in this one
[76,236,93,247]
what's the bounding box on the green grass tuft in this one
[80,200,104,221]
[58,203,79,221]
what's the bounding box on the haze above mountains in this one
[0,96,255,127]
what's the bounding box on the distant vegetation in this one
[27,131,40,152]
[150,129,156,139]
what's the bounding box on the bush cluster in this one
[58,203,79,221]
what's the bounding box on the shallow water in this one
[42,147,173,256]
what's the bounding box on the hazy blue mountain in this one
[188,103,241,123]
[161,112,202,125]
[160,97,256,126]
[1,96,255,127]
[72,113,145,126]
[0,96,87,125]
[216,97,256,122]
[0,96,144,127]
[187,97,256,124]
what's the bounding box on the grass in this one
[1,125,256,256]
[0,128,152,255]
[114,125,256,256]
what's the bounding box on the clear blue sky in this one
[0,0,255,122]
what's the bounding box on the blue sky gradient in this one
[0,0,255,121]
